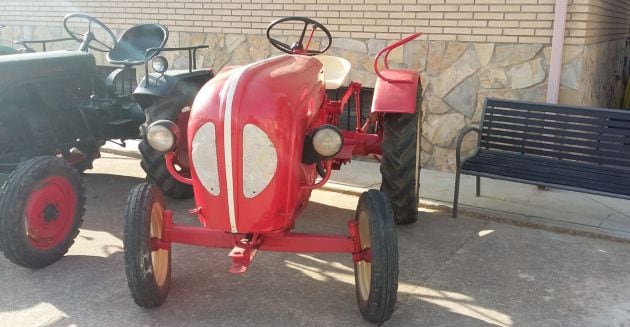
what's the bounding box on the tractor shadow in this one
[0,172,514,326]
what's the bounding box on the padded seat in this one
[315,55,351,90]
[107,24,168,66]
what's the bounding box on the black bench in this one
[453,98,630,218]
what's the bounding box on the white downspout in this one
[546,0,569,104]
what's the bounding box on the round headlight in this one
[152,56,168,74]
[312,125,343,157]
[146,120,179,152]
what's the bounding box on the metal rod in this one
[188,49,192,73]
[476,176,481,197]
[164,223,355,254]
[144,45,210,86]
[453,169,461,218]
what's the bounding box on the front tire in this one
[124,183,171,307]
[354,190,398,324]
[0,156,85,268]
[379,107,421,225]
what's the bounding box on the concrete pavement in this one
[102,141,630,242]
[325,160,630,242]
[1,153,629,326]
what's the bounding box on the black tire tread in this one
[140,97,193,199]
[139,141,193,199]
[380,110,421,225]
[124,182,171,308]
[356,190,399,323]
[0,156,85,268]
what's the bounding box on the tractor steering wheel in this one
[266,17,332,56]
[63,13,117,52]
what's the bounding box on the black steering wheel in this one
[266,17,332,56]
[63,13,117,52]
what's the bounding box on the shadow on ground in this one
[1,171,629,326]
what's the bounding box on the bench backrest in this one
[480,98,630,168]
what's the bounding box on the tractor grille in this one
[326,87,374,132]
[95,65,137,97]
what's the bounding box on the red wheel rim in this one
[24,176,76,250]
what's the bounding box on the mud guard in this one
[370,32,422,114]
[371,70,419,114]
[133,69,214,107]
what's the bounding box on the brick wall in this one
[566,0,630,44]
[0,0,613,44]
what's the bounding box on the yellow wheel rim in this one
[150,202,169,287]
[356,210,372,302]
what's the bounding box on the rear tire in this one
[140,141,193,199]
[379,108,421,225]
[354,190,399,324]
[140,97,193,199]
[124,182,171,307]
[0,156,85,268]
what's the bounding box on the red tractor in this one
[124,17,422,323]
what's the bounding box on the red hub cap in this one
[24,176,76,250]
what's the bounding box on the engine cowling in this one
[188,55,325,233]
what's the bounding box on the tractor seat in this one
[107,24,168,66]
[315,55,351,90]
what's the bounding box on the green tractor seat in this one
[107,24,168,66]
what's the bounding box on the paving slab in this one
[0,154,629,326]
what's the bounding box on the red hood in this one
[187,55,325,233]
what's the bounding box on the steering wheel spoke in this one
[266,17,332,56]
[298,22,310,45]
[270,38,291,51]
[93,38,113,50]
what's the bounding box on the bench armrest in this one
[456,127,481,169]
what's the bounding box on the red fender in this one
[371,33,422,114]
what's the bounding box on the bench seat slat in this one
[462,151,630,192]
[462,165,630,196]
[463,156,630,188]
[487,98,630,121]
[481,142,630,167]
[482,135,630,162]
[481,128,630,153]
[481,121,630,144]
[464,170,630,201]
[482,115,630,137]
[485,106,630,130]
[467,150,630,178]
[462,167,630,196]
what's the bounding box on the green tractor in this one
[0,14,213,268]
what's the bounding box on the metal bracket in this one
[228,235,261,274]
